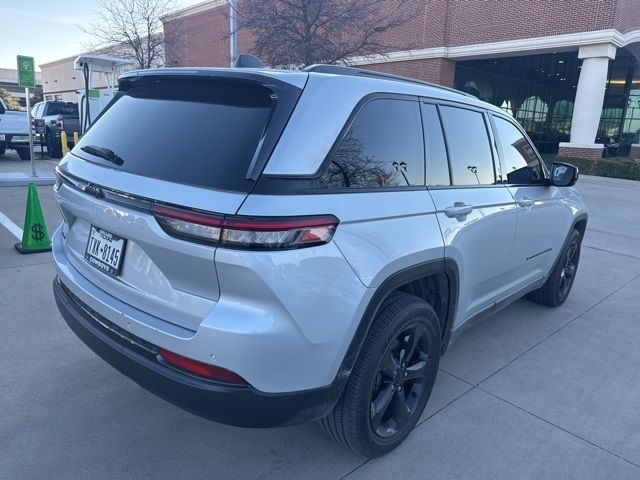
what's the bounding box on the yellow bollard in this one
[73,131,79,146]
[60,131,69,156]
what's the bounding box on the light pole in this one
[467,165,480,184]
[229,0,237,67]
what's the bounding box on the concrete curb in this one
[0,173,56,187]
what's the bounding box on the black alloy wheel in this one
[370,323,433,438]
[559,235,580,301]
[322,292,441,457]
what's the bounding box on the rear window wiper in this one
[81,145,125,166]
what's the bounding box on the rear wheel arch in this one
[336,258,459,383]
[573,217,587,239]
[322,291,441,456]
[549,213,588,275]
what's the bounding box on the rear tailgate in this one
[45,102,80,133]
[60,115,81,134]
[0,110,28,135]
[55,162,244,332]
[55,70,305,332]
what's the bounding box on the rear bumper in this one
[4,134,30,146]
[53,276,346,427]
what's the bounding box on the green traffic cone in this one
[14,182,52,254]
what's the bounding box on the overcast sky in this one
[0,0,203,70]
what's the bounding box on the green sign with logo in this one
[16,55,36,88]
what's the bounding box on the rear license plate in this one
[84,226,126,277]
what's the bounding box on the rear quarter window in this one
[322,98,425,189]
[73,77,275,192]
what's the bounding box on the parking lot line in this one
[0,210,23,240]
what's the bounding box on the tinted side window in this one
[323,98,424,189]
[440,106,496,185]
[493,116,541,184]
[421,103,450,186]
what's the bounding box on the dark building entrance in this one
[455,49,640,156]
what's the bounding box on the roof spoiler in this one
[233,54,265,69]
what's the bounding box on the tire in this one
[16,147,31,161]
[45,130,62,159]
[528,228,582,307]
[321,292,441,457]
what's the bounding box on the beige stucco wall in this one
[40,56,132,102]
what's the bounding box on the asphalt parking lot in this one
[1,158,639,479]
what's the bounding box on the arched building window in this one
[550,100,574,135]
[516,96,548,131]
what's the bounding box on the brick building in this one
[163,0,640,159]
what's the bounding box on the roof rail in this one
[302,64,473,98]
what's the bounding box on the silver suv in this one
[52,64,587,457]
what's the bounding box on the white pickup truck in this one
[0,98,31,160]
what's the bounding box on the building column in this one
[558,43,617,160]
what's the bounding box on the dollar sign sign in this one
[31,223,44,242]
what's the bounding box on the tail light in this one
[151,204,338,250]
[57,115,64,130]
[159,349,246,384]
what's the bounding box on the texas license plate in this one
[84,226,126,276]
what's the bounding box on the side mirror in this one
[0,104,5,114]
[550,162,578,187]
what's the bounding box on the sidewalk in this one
[0,149,57,186]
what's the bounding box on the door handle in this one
[444,202,473,218]
[518,197,535,207]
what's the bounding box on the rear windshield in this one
[48,102,78,116]
[74,77,274,192]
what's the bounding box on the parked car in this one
[51,64,587,458]
[0,98,31,160]
[31,101,80,158]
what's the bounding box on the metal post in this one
[229,0,237,67]
[24,87,36,177]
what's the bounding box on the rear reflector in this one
[152,204,338,250]
[159,349,246,384]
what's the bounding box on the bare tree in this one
[0,88,21,110]
[230,0,417,67]
[83,0,182,69]
[323,133,400,188]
